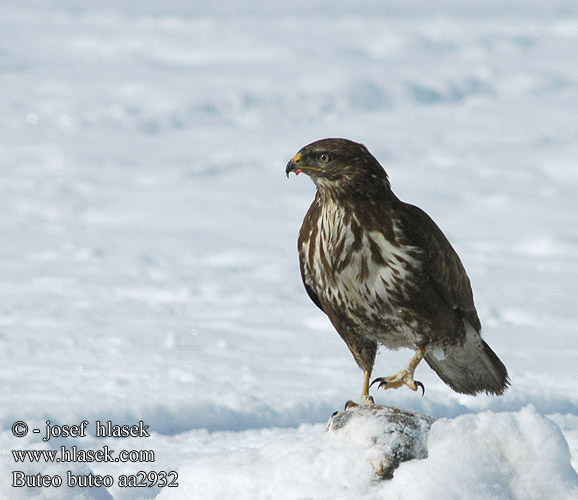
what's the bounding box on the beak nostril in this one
[291,153,303,163]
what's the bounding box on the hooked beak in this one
[285,152,322,178]
[285,152,303,177]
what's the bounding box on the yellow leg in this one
[407,347,426,376]
[361,369,371,400]
[345,369,375,410]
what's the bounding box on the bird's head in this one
[285,138,391,198]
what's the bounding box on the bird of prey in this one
[286,138,509,403]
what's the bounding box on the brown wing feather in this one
[300,261,324,312]
[396,202,481,331]
[297,196,324,312]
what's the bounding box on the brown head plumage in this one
[286,138,392,201]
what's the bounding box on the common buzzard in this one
[286,138,509,402]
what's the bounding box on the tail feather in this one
[425,327,510,396]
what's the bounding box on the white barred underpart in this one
[302,200,425,349]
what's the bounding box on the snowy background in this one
[1,0,577,498]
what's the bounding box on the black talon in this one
[415,381,425,396]
[370,377,387,390]
[344,400,357,410]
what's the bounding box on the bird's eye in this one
[318,153,330,164]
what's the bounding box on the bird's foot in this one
[344,395,375,410]
[370,370,425,396]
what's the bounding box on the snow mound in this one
[157,406,578,500]
[327,405,433,479]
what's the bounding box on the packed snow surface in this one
[157,407,577,500]
[0,1,577,499]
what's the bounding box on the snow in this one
[158,407,577,500]
[0,0,577,498]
